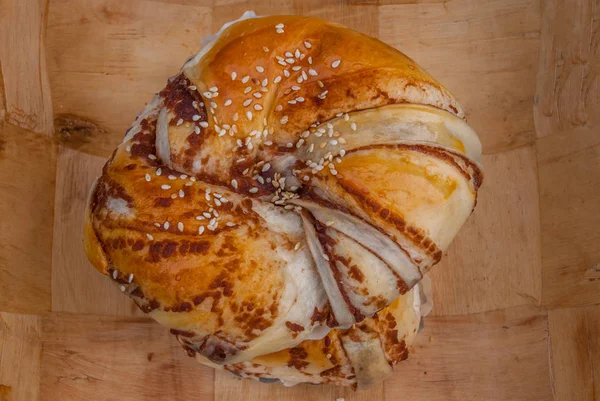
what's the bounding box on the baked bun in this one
[83,12,482,387]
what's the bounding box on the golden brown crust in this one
[83,14,482,385]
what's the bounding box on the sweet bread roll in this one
[83,12,482,387]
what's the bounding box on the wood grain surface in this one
[1,0,599,400]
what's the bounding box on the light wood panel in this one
[548,305,600,401]
[0,312,42,401]
[535,0,600,137]
[52,145,143,316]
[46,0,212,157]
[0,123,54,313]
[386,305,552,401]
[378,0,540,154]
[40,313,214,401]
[429,144,541,316]
[537,127,600,308]
[0,0,53,135]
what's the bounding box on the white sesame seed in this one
[302,71,308,80]
[296,139,305,148]
[323,253,330,261]
[209,86,218,92]
[344,113,350,121]
[340,149,346,157]
[209,107,215,114]
[189,85,197,90]
[280,116,289,124]
[283,69,290,77]
[145,173,151,182]
[112,269,118,279]
[146,233,153,241]
[288,100,297,105]
[303,175,310,181]
[226,222,236,227]
[125,145,131,152]
[296,97,305,102]
[254,104,263,111]
[164,221,170,230]
[331,60,341,69]
[263,46,269,52]
[178,222,184,231]
[249,187,259,193]
[232,113,239,122]
[292,65,301,71]
[203,92,212,98]
[120,285,126,292]
[309,143,315,152]
[286,142,293,148]
[304,41,312,49]
[276,23,284,29]
[194,126,201,134]
[297,76,304,83]
[243,99,252,107]
[292,85,300,91]
[276,28,284,34]
[148,154,156,160]
[253,92,262,98]
[198,226,205,235]
[210,101,218,109]
[308,56,313,65]
[192,115,201,121]
[275,105,283,111]
[318,90,328,99]
[262,163,271,172]
[242,75,250,83]
[246,111,253,120]
[308,69,318,76]
[176,118,183,126]
[265,140,273,146]
[161,184,171,190]
[231,179,238,189]
[330,139,338,145]
[156,168,162,176]
[168,174,176,180]
[231,72,237,80]
[350,122,357,131]
[286,58,295,64]
[256,66,265,73]
[277,60,287,67]
[244,86,252,94]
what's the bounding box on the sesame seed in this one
[226,222,236,227]
[243,99,252,107]
[296,97,305,102]
[253,92,262,98]
[198,226,205,235]
[295,49,300,58]
[246,111,253,120]
[276,28,284,34]
[274,76,282,84]
[263,46,269,52]
[176,118,183,126]
[309,69,317,76]
[351,122,357,131]
[283,69,290,77]
[265,140,273,146]
[277,60,287,67]
[303,175,310,181]
[285,52,293,58]
[256,66,265,73]
[318,90,328,99]
[280,116,289,124]
[344,113,350,121]
[231,72,237,80]
[302,71,308,80]
[297,76,303,84]
[242,75,250,83]
[340,149,346,157]
[262,78,268,87]
[192,115,201,121]
[288,100,297,105]
[262,163,271,172]
[125,145,131,152]
[292,85,300,91]
[254,104,263,111]
[146,233,153,241]
[203,92,212,98]
[323,253,330,261]
[292,65,302,71]
[331,170,338,176]
[304,41,312,49]
[209,107,215,114]
[232,113,239,122]
[168,174,176,180]
[164,221,170,230]
[308,56,313,65]
[286,58,295,64]
[244,86,252,94]
[112,270,118,279]
[331,60,341,68]
[296,139,305,148]
[156,168,162,176]
[148,154,156,160]
[189,85,197,90]
[309,143,315,152]
[178,222,184,231]
[120,285,126,292]
[145,173,151,182]
[194,126,201,134]
[330,139,338,145]
[276,23,284,29]
[161,184,171,190]
[209,86,218,92]
[286,143,293,148]
[210,101,218,109]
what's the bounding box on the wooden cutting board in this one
[1,0,599,400]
